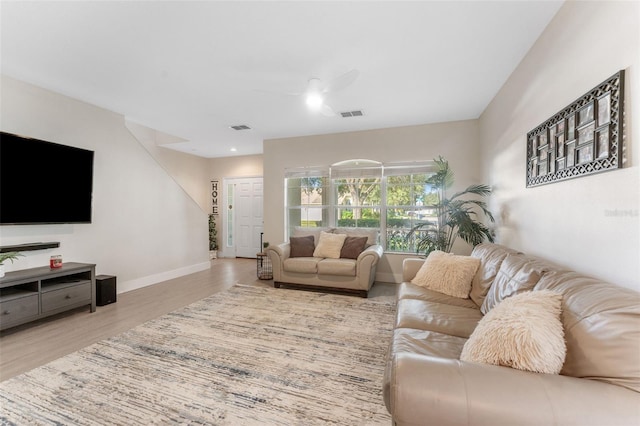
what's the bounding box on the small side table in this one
[257,252,273,280]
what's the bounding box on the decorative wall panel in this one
[526,71,624,187]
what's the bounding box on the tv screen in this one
[0,132,94,225]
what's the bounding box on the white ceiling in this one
[1,1,563,158]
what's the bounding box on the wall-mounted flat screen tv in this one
[0,131,94,225]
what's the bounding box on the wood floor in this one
[0,258,395,382]
[0,258,258,381]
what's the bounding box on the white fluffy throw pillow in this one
[411,250,480,299]
[313,231,347,259]
[460,290,566,374]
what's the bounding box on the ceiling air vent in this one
[230,124,251,130]
[340,110,364,118]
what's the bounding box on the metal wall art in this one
[526,70,624,188]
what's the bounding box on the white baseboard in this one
[117,261,211,294]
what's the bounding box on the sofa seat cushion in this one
[283,257,322,274]
[382,328,469,413]
[317,258,357,276]
[396,299,483,339]
[397,282,479,309]
[391,327,467,359]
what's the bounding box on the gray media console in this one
[0,262,96,331]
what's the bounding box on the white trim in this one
[117,261,211,293]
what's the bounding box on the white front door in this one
[228,177,263,258]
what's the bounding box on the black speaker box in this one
[96,275,117,306]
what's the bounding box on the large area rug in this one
[0,284,395,425]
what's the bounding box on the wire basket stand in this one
[257,232,273,280]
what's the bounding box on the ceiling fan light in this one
[305,92,324,110]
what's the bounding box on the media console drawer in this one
[41,281,92,313]
[0,294,39,327]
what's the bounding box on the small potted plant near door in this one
[0,252,23,278]
[209,214,219,259]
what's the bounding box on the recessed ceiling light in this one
[230,147,237,152]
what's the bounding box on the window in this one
[285,168,329,237]
[285,160,436,253]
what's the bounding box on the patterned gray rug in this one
[0,284,395,425]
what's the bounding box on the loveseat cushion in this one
[313,231,347,259]
[289,235,315,257]
[397,282,479,309]
[480,253,551,314]
[469,243,521,307]
[340,236,368,259]
[535,271,640,392]
[283,257,321,273]
[396,298,483,339]
[317,258,357,276]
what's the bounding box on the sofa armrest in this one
[390,353,640,426]
[266,243,290,281]
[358,244,383,263]
[402,258,424,282]
[354,244,383,290]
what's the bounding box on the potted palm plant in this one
[0,252,23,278]
[209,214,219,259]
[407,156,495,255]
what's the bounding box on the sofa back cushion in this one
[480,254,551,314]
[332,227,378,247]
[469,243,521,307]
[534,271,640,392]
[292,226,334,246]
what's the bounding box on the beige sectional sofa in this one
[266,227,383,297]
[384,243,640,426]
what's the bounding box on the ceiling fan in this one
[303,69,360,116]
[260,69,360,117]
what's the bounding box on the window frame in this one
[285,160,436,253]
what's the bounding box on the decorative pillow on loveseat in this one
[411,251,481,299]
[340,236,368,259]
[460,289,566,374]
[289,235,315,257]
[313,231,347,259]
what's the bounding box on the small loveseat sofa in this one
[266,227,383,297]
[384,243,640,426]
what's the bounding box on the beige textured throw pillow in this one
[411,251,481,299]
[313,231,347,259]
[460,290,566,374]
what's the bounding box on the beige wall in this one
[263,120,482,283]
[479,1,639,290]
[0,76,210,292]
[125,120,211,212]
